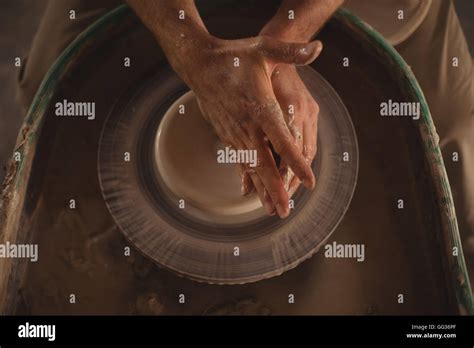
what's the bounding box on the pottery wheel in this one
[98,65,358,284]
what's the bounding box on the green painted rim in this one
[335,8,473,313]
[4,4,472,313]
[10,5,131,190]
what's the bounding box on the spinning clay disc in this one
[98,65,358,284]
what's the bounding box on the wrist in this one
[158,28,219,86]
[127,0,220,87]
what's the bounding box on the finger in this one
[288,176,301,198]
[272,86,301,194]
[280,121,304,195]
[250,129,290,218]
[282,108,314,197]
[249,171,275,216]
[256,101,315,190]
[287,116,309,198]
[277,113,297,192]
[260,37,323,66]
[220,133,255,196]
[228,118,280,216]
[303,117,318,164]
[279,163,292,192]
[238,164,254,196]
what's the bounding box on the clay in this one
[98,64,357,284]
[154,91,264,220]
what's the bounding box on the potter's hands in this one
[126,0,328,218]
[176,36,321,218]
[239,63,320,213]
[271,64,319,198]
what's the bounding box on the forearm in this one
[126,0,213,83]
[260,0,344,42]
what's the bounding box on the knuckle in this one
[304,144,316,161]
[237,117,253,132]
[249,99,281,123]
[272,138,290,156]
[284,44,298,61]
[293,100,304,113]
[312,101,320,115]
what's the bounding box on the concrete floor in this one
[0,0,473,185]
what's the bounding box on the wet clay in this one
[154,91,264,221]
[6,3,459,314]
[98,58,357,284]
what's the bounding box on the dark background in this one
[0,0,473,188]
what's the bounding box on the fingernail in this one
[276,203,289,218]
[308,41,323,57]
[314,41,323,55]
[298,41,323,65]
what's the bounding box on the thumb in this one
[260,37,323,65]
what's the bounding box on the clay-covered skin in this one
[258,0,344,204]
[127,0,341,218]
[182,36,321,218]
[271,64,319,198]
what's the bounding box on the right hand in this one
[172,35,322,218]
